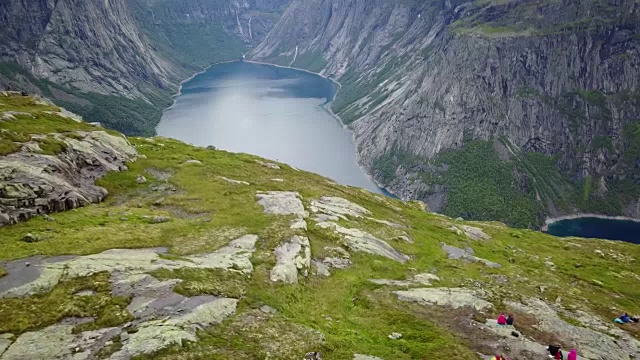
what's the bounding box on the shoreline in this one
[542,213,640,232]
[159,59,240,119]
[246,59,399,198]
[161,57,399,198]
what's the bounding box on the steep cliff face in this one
[252,0,640,228]
[0,0,289,136]
[0,0,178,97]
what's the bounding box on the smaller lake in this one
[546,217,640,244]
[157,61,383,194]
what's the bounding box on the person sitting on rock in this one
[568,349,577,360]
[621,313,631,323]
[506,314,514,326]
[548,345,562,359]
[497,313,507,326]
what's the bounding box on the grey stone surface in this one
[330,224,409,263]
[394,287,493,311]
[257,160,280,169]
[270,235,311,284]
[0,131,137,226]
[508,298,640,359]
[441,244,501,268]
[0,235,258,298]
[256,191,307,218]
[219,176,249,185]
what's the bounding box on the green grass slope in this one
[0,95,639,359]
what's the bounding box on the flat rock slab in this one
[0,235,258,298]
[450,225,491,241]
[394,288,493,311]
[370,273,440,287]
[256,160,280,169]
[1,324,120,360]
[480,320,549,359]
[270,235,311,284]
[219,176,249,185]
[111,298,238,360]
[0,255,74,296]
[256,191,307,218]
[331,224,409,263]
[313,246,352,277]
[441,244,501,268]
[310,196,371,219]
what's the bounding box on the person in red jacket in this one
[497,313,507,325]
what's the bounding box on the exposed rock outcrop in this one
[394,288,493,312]
[441,244,501,268]
[0,235,259,298]
[318,222,409,263]
[270,235,312,284]
[256,191,308,218]
[370,273,440,287]
[0,131,138,226]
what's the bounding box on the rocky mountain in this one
[0,92,639,360]
[252,0,640,228]
[0,0,289,136]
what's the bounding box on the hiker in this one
[631,315,640,323]
[497,313,507,326]
[568,349,577,360]
[506,314,514,326]
[548,345,563,359]
[615,313,631,323]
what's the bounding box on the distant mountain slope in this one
[252,0,640,228]
[0,0,289,136]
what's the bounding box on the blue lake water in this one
[546,217,640,244]
[156,61,383,194]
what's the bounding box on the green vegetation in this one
[450,0,626,37]
[579,90,608,107]
[372,147,422,184]
[292,51,328,73]
[0,62,174,137]
[435,141,542,228]
[129,6,246,69]
[0,138,21,156]
[591,136,614,152]
[0,272,132,335]
[1,99,639,359]
[35,136,68,155]
[0,94,109,156]
[150,268,248,298]
[516,86,540,99]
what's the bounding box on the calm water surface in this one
[546,217,640,244]
[157,61,382,194]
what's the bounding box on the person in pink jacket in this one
[497,313,507,325]
[568,349,577,360]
